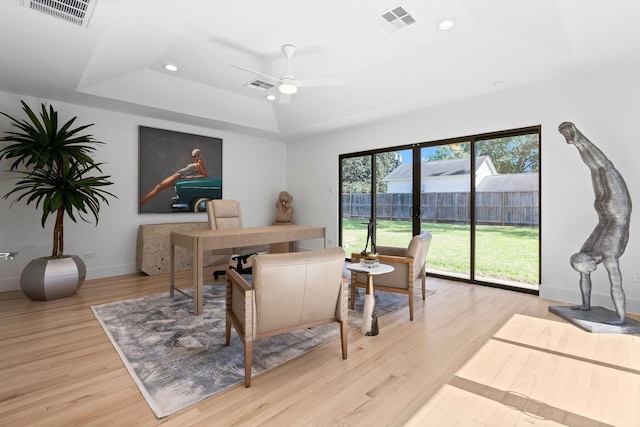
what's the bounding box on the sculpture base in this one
[549,305,640,334]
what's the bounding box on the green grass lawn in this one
[342,218,539,284]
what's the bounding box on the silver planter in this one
[20,255,86,301]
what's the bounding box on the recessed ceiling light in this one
[436,19,455,31]
[265,94,276,101]
[163,64,179,72]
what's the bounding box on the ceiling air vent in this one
[371,5,416,34]
[245,79,275,92]
[22,0,97,28]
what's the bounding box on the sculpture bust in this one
[275,191,294,224]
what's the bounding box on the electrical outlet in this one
[83,251,95,259]
[633,274,640,282]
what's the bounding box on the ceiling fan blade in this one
[229,64,280,83]
[296,75,348,87]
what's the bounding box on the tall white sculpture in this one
[558,122,631,326]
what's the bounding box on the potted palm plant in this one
[0,100,116,300]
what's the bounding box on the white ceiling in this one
[1,0,639,142]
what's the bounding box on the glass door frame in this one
[339,147,415,255]
[339,125,541,293]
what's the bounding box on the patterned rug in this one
[91,281,430,418]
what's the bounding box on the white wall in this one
[0,91,287,291]
[287,64,640,314]
[3,65,640,315]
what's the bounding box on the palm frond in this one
[0,101,117,257]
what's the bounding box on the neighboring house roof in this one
[476,173,539,192]
[384,156,495,181]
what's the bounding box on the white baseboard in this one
[0,263,139,293]
[540,285,640,315]
[85,263,138,280]
[0,277,20,292]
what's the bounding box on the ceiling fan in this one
[231,44,346,103]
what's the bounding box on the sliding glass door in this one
[419,142,472,281]
[339,126,540,292]
[474,132,540,290]
[340,150,412,256]
[340,155,372,257]
[374,150,415,249]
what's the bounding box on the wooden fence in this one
[342,191,539,226]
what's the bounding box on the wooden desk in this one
[170,225,326,314]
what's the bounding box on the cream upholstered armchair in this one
[350,231,432,321]
[225,247,348,387]
[206,199,268,279]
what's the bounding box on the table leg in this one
[193,236,204,315]
[169,242,175,298]
[361,274,379,336]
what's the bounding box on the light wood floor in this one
[1,269,637,426]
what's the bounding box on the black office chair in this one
[214,253,256,280]
[207,199,268,280]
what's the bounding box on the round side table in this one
[346,263,394,335]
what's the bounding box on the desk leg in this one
[361,275,379,336]
[270,241,292,253]
[169,242,175,298]
[193,237,203,315]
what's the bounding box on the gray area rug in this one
[92,281,429,418]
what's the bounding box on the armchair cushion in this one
[375,245,405,257]
[406,231,432,280]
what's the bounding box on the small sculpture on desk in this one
[275,191,294,224]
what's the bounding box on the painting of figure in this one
[139,126,223,213]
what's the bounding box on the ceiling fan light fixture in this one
[279,79,297,94]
